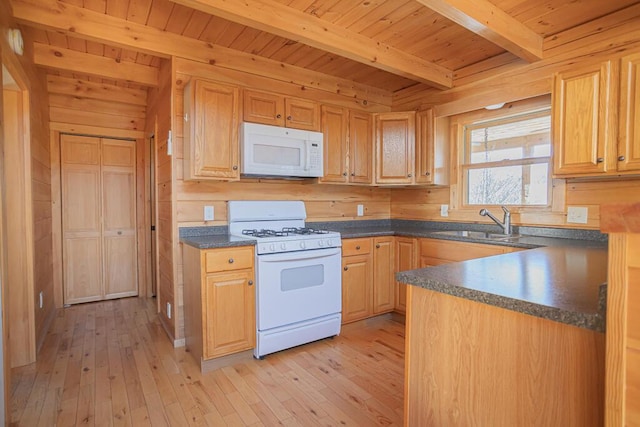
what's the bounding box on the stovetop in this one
[228,200,342,254]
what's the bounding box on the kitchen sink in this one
[430,230,521,241]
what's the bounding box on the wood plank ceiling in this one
[10,0,640,94]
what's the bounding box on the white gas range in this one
[228,201,342,358]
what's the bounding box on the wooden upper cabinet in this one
[375,112,416,184]
[619,53,640,172]
[285,98,320,131]
[415,109,435,185]
[184,79,240,181]
[243,89,285,127]
[319,105,349,183]
[243,89,320,131]
[349,111,373,184]
[552,60,617,176]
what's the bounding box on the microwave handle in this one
[304,140,311,171]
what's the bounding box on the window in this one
[462,108,551,206]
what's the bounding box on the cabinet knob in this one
[343,172,347,176]
[117,231,122,235]
[232,165,238,170]
[618,155,626,161]
[344,266,348,271]
[408,173,412,177]
[248,280,253,286]
[356,245,361,250]
[228,258,234,264]
[287,116,292,120]
[596,158,604,163]
[425,172,431,176]
[376,244,380,248]
[276,114,282,119]
[351,173,355,176]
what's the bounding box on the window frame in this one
[461,108,552,208]
[450,95,563,217]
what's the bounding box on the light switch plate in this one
[440,204,449,217]
[204,205,214,221]
[567,206,588,224]
[357,204,364,216]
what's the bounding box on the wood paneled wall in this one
[391,180,640,230]
[145,58,176,342]
[1,8,54,368]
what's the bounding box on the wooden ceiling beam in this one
[168,0,453,89]
[12,0,392,105]
[33,43,159,86]
[416,0,543,62]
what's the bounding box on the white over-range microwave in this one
[240,122,324,178]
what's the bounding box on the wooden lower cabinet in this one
[183,244,256,368]
[394,237,418,314]
[341,237,394,323]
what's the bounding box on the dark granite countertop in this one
[396,246,608,332]
[180,234,256,249]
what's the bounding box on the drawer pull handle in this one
[248,280,253,286]
[344,266,348,271]
[596,157,604,163]
[228,258,234,264]
[618,155,626,161]
[376,244,380,248]
[356,245,361,250]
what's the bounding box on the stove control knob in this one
[269,244,276,252]
[318,239,325,247]
[300,241,306,249]
[280,243,286,250]
[327,239,333,246]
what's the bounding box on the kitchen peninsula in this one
[397,244,607,425]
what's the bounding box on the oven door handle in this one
[259,247,341,263]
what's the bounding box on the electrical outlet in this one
[357,204,364,217]
[567,206,588,224]
[440,204,449,217]
[204,205,214,221]
[39,291,43,309]
[166,302,172,319]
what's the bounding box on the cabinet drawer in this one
[342,238,372,257]
[205,246,254,272]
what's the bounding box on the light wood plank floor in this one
[10,297,405,426]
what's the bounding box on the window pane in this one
[467,164,548,206]
[468,115,551,164]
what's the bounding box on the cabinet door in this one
[553,61,616,176]
[619,53,640,172]
[415,109,435,184]
[243,89,285,126]
[395,237,417,313]
[285,98,320,131]
[184,79,240,180]
[373,237,394,314]
[320,105,349,183]
[375,112,415,184]
[204,269,256,359]
[349,111,373,184]
[342,254,372,323]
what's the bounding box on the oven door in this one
[256,247,341,331]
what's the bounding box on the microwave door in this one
[246,138,305,175]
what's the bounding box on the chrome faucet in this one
[479,206,512,235]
